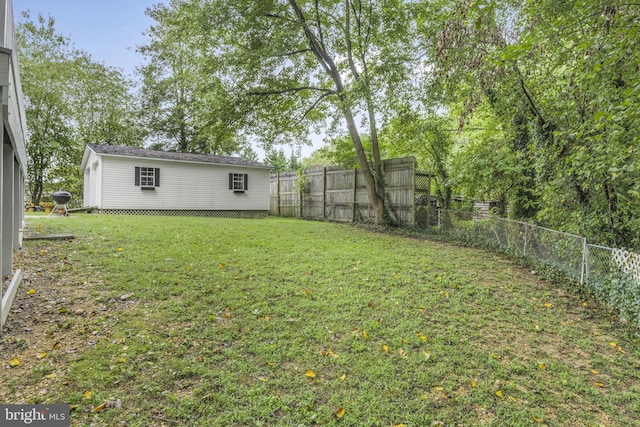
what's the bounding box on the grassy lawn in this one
[2,214,640,426]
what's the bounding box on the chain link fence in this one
[423,208,640,324]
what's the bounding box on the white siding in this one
[82,150,101,208]
[99,155,269,211]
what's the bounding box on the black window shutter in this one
[155,168,160,186]
[244,174,248,190]
[229,173,233,189]
[135,167,140,186]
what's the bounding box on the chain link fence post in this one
[581,237,587,285]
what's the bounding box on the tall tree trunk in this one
[288,0,388,224]
[341,101,385,224]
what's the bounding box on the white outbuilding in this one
[80,144,271,217]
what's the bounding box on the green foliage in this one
[17,12,143,204]
[137,2,246,155]
[263,148,288,172]
[166,0,422,224]
[421,0,640,248]
[316,134,376,169]
[586,272,640,326]
[293,168,308,194]
[383,111,455,208]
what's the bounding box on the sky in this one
[11,0,320,160]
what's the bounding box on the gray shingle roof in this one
[87,143,269,168]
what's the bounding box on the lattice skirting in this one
[96,209,268,219]
[612,248,640,285]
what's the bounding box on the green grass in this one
[3,214,640,426]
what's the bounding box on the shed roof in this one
[85,143,269,169]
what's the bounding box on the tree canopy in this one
[17,12,144,204]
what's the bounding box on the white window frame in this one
[232,173,245,191]
[140,167,155,187]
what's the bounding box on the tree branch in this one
[248,86,337,96]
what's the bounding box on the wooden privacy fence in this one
[270,157,424,226]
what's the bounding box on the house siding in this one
[98,155,270,211]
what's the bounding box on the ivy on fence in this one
[428,208,640,326]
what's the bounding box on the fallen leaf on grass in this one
[470,380,476,388]
[495,390,503,398]
[416,332,427,342]
[340,374,347,381]
[382,344,389,353]
[320,348,339,358]
[332,407,345,418]
[84,390,93,399]
[305,370,316,379]
[93,399,121,413]
[8,357,20,367]
[594,382,605,388]
[27,289,36,295]
[37,352,47,359]
[531,414,543,423]
[362,331,370,339]
[544,303,553,308]
[590,369,599,375]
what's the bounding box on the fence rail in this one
[428,208,640,324]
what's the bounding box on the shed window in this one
[229,173,248,191]
[135,167,160,189]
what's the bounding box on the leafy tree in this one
[17,12,75,205]
[288,150,301,171]
[17,12,143,204]
[421,0,640,247]
[317,134,374,170]
[383,111,455,208]
[138,1,244,155]
[170,0,421,224]
[264,148,288,172]
[301,149,332,169]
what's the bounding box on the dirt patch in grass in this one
[1,243,135,413]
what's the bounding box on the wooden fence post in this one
[322,167,326,220]
[352,168,357,222]
[276,172,280,217]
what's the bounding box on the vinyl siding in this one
[99,155,269,210]
[82,150,101,208]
